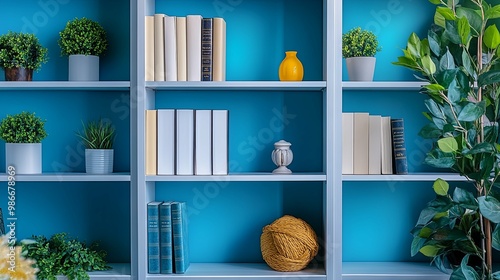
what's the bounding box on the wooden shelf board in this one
[0,172,131,182]
[0,81,130,91]
[146,263,325,279]
[342,262,448,279]
[343,173,466,182]
[147,81,326,91]
[147,172,326,182]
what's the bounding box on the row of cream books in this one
[146,109,229,176]
[148,201,189,274]
[342,113,408,175]
[145,14,226,81]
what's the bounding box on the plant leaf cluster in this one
[342,27,381,58]
[394,0,500,279]
[0,31,48,70]
[58,17,108,56]
[0,111,47,143]
[76,118,115,149]
[22,233,110,280]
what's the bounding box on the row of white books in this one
[342,112,408,175]
[146,109,229,176]
[145,14,226,82]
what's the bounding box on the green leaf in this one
[422,55,437,75]
[411,236,426,256]
[457,16,470,45]
[478,196,500,223]
[437,6,456,20]
[417,207,439,225]
[425,99,445,119]
[425,156,456,168]
[433,178,449,196]
[407,33,421,58]
[484,24,500,49]
[439,49,455,70]
[429,0,441,4]
[453,187,478,210]
[468,142,496,154]
[457,7,483,36]
[419,123,442,139]
[428,29,442,56]
[486,4,500,19]
[457,101,485,122]
[420,245,440,257]
[478,70,500,87]
[493,224,500,251]
[438,137,458,153]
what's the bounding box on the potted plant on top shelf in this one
[0,111,47,174]
[76,118,115,174]
[0,31,48,81]
[58,17,108,81]
[394,0,500,279]
[342,27,380,81]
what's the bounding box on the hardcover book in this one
[353,112,369,174]
[145,110,158,175]
[342,113,354,174]
[159,201,173,274]
[186,15,202,81]
[212,110,228,175]
[147,201,163,274]
[195,110,212,175]
[145,16,155,81]
[213,17,226,81]
[164,15,177,81]
[381,116,394,174]
[176,109,194,175]
[171,201,190,273]
[391,118,409,175]
[176,16,187,81]
[201,18,213,81]
[154,14,166,81]
[368,115,382,174]
[157,109,175,175]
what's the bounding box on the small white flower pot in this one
[5,143,42,174]
[346,57,376,81]
[69,54,100,81]
[85,149,113,174]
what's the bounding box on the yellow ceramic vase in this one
[279,51,304,81]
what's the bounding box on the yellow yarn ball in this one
[260,215,319,272]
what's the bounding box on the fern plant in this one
[76,119,115,149]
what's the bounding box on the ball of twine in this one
[260,215,318,272]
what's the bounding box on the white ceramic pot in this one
[69,54,100,81]
[346,57,376,81]
[5,143,42,174]
[85,149,113,174]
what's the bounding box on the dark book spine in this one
[201,18,213,81]
[147,202,161,274]
[391,118,408,174]
[159,202,173,274]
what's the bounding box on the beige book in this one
[353,112,369,174]
[176,17,187,81]
[154,14,165,81]
[342,113,354,174]
[145,110,157,175]
[368,115,382,174]
[145,16,155,81]
[186,15,202,81]
[213,17,226,81]
[381,116,394,174]
[164,15,177,81]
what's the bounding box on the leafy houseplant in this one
[22,232,110,280]
[58,17,108,81]
[342,27,381,81]
[0,31,48,81]
[76,119,115,174]
[393,0,500,279]
[0,112,47,174]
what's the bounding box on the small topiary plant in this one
[0,31,48,70]
[0,111,47,143]
[58,17,108,56]
[342,27,381,58]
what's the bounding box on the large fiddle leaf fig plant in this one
[394,0,500,279]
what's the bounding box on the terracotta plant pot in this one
[4,67,33,81]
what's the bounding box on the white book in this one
[342,113,354,175]
[145,110,157,175]
[186,15,202,81]
[154,14,165,81]
[381,116,394,174]
[145,16,155,81]
[368,115,382,175]
[195,110,212,175]
[176,109,194,175]
[163,15,177,81]
[212,110,228,175]
[353,112,369,174]
[176,17,187,81]
[213,17,226,81]
[157,109,175,175]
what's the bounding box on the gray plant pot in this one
[69,54,100,81]
[85,149,113,174]
[346,57,376,81]
[5,143,42,174]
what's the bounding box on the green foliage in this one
[76,118,115,149]
[0,111,47,143]
[22,233,110,280]
[58,17,108,56]
[342,27,381,58]
[394,0,500,278]
[0,31,48,70]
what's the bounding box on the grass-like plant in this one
[76,119,115,149]
[0,111,47,143]
[0,31,48,70]
[342,27,381,58]
[58,17,108,56]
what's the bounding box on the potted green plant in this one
[0,111,47,174]
[394,1,500,279]
[342,27,380,81]
[58,17,108,81]
[76,118,115,174]
[0,31,48,81]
